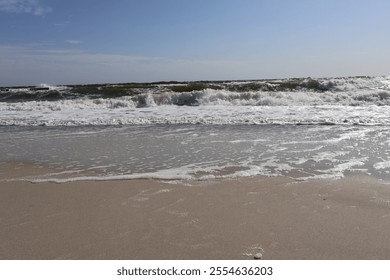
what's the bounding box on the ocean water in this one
[0,76,389,183]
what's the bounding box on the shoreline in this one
[1,168,390,259]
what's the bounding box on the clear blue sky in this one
[1,0,389,86]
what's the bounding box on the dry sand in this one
[1,164,390,260]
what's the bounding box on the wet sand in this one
[1,166,390,260]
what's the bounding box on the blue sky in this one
[1,0,390,86]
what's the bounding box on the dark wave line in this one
[0,76,388,103]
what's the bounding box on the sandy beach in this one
[1,163,390,260]
[2,0,390,269]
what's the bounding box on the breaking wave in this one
[1,76,390,126]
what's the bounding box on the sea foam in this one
[1,124,389,183]
[1,76,390,126]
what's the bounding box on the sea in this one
[0,76,389,183]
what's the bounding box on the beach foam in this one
[1,125,389,183]
[1,76,389,183]
[0,103,389,126]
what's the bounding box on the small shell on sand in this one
[254,253,263,259]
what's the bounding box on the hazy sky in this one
[1,0,390,86]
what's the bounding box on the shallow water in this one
[1,124,389,183]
